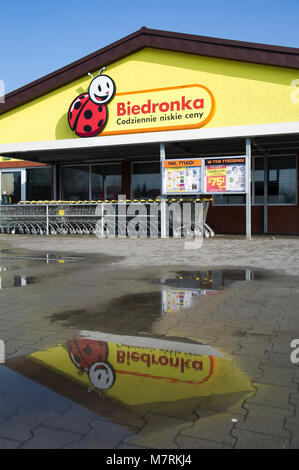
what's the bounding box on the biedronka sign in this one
[67,69,215,138]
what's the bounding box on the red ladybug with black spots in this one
[68,338,116,392]
[68,67,116,138]
[68,338,109,372]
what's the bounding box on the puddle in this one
[48,268,260,330]
[160,268,258,313]
[1,257,297,447]
[162,268,258,290]
[0,275,35,289]
[0,248,124,266]
[0,254,85,263]
[5,331,254,425]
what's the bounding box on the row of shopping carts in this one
[0,198,215,238]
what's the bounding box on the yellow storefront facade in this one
[0,28,298,234]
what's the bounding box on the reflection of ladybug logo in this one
[68,338,108,371]
[68,338,115,395]
[68,67,115,138]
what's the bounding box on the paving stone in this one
[247,325,277,336]
[19,425,83,449]
[212,336,241,351]
[272,335,299,354]
[289,392,299,406]
[235,403,291,439]
[230,355,265,378]
[64,418,135,449]
[175,435,232,449]
[229,320,256,329]
[0,366,26,392]
[245,383,293,411]
[125,414,192,449]
[232,429,289,449]
[0,437,22,449]
[264,352,297,370]
[179,412,238,446]
[116,442,148,449]
[149,398,201,421]
[166,326,220,340]
[233,342,272,358]
[194,392,250,417]
[254,366,297,388]
[43,404,103,434]
[285,415,299,449]
[0,405,60,442]
[3,378,73,414]
[103,405,152,429]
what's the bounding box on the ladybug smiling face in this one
[88,68,115,105]
[68,67,115,138]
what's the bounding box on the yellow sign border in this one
[101,84,216,136]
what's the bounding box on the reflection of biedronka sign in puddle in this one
[29,331,253,406]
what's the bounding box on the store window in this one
[254,157,264,204]
[1,172,21,204]
[132,162,160,198]
[26,167,52,200]
[61,166,89,201]
[61,164,122,201]
[91,164,121,200]
[213,194,246,205]
[214,155,297,206]
[268,156,297,204]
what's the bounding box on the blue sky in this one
[1,0,299,94]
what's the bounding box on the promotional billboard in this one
[204,157,246,193]
[162,158,202,194]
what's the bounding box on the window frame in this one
[213,154,298,207]
[130,160,161,199]
[59,162,122,200]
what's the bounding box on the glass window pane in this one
[27,167,52,201]
[133,162,160,198]
[1,172,21,204]
[268,156,297,204]
[61,166,89,201]
[254,157,264,204]
[213,194,246,205]
[91,164,121,200]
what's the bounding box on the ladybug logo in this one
[68,67,116,138]
[68,338,116,396]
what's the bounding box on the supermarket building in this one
[0,27,298,235]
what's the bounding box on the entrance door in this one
[1,170,26,204]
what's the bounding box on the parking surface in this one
[0,234,299,449]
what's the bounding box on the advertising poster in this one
[163,158,202,194]
[162,288,194,314]
[205,157,246,193]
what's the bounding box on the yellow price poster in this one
[205,157,246,193]
[162,158,202,194]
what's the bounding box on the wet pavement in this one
[0,235,299,449]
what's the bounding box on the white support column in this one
[160,143,167,239]
[246,138,252,240]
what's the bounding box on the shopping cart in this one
[0,198,215,238]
